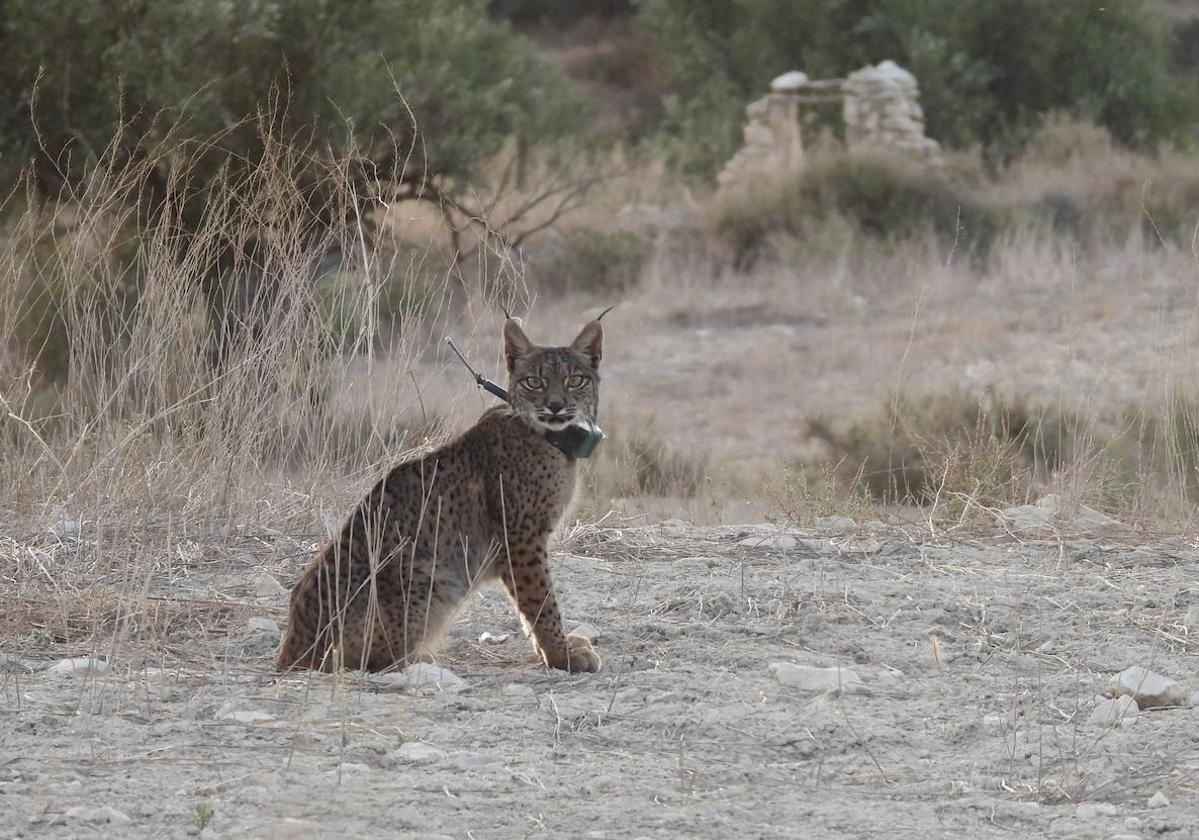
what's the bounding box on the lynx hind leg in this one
[500,535,601,673]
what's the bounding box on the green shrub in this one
[0,0,580,202]
[711,155,1011,267]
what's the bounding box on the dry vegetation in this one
[3,114,1199,835]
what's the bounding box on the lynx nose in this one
[547,400,565,415]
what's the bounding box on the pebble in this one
[1147,791,1169,809]
[396,742,446,763]
[478,631,510,645]
[738,535,804,551]
[815,516,857,530]
[769,662,864,693]
[253,573,287,598]
[370,663,465,691]
[63,805,130,825]
[1037,640,1056,654]
[46,657,109,676]
[1088,696,1138,728]
[223,709,274,724]
[570,623,601,641]
[49,520,81,539]
[246,617,279,633]
[1075,802,1118,820]
[1109,667,1188,709]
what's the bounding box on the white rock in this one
[49,520,81,539]
[397,742,446,763]
[1088,802,1118,818]
[64,805,130,825]
[478,631,510,645]
[1073,505,1130,535]
[1088,695,1138,727]
[738,535,805,551]
[247,617,279,633]
[769,662,863,693]
[997,504,1052,531]
[219,709,274,724]
[371,662,465,692]
[253,573,287,598]
[1109,667,1188,709]
[46,657,109,676]
[570,623,601,642]
[770,70,809,93]
[1147,791,1170,808]
[815,516,857,530]
[1037,641,1056,654]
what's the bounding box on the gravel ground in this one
[3,519,1198,839]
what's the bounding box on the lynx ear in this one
[570,320,603,370]
[503,318,533,373]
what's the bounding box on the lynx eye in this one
[520,376,546,391]
[566,374,587,389]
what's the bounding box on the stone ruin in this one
[716,60,942,194]
[842,60,941,161]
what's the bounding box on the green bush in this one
[711,155,1010,267]
[642,0,1196,175]
[0,0,580,200]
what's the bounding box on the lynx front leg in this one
[500,536,600,673]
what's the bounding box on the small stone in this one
[370,663,465,692]
[478,631,510,645]
[331,762,371,776]
[997,504,1052,532]
[396,742,446,763]
[769,662,863,693]
[815,516,857,530]
[49,520,81,539]
[770,70,809,93]
[64,805,130,825]
[253,574,287,598]
[219,709,274,724]
[246,617,279,634]
[1109,667,1187,709]
[738,535,805,551]
[46,657,109,676]
[1037,640,1056,654]
[1147,791,1169,809]
[1088,696,1138,728]
[570,623,601,642]
[1124,816,1142,828]
[1075,803,1098,820]
[1091,803,1118,817]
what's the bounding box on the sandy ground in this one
[3,518,1198,839]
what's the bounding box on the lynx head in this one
[503,317,602,433]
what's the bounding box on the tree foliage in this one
[0,0,579,199]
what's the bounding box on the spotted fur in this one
[276,318,604,673]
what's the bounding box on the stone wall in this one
[716,61,941,194]
[715,72,807,193]
[842,60,941,162]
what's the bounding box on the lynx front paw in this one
[546,633,602,673]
